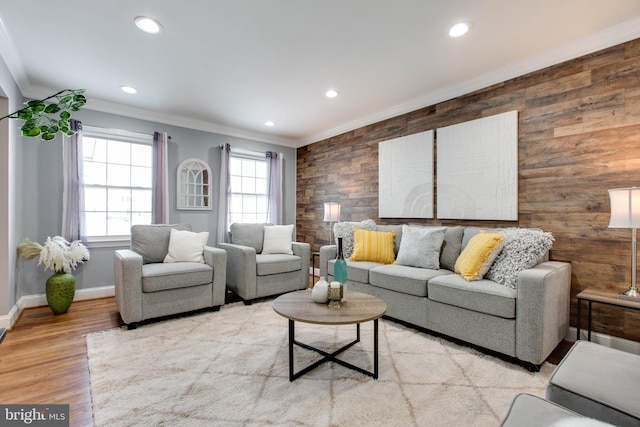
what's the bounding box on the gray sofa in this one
[114,224,227,329]
[320,222,572,369]
[219,223,311,304]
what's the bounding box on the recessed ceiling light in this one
[325,89,339,98]
[265,121,275,127]
[449,22,469,38]
[120,85,138,94]
[134,16,162,34]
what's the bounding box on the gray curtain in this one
[217,143,231,243]
[266,151,283,225]
[61,119,86,243]
[152,131,169,224]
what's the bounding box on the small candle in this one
[330,281,340,288]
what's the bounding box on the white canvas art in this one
[379,130,434,218]
[437,110,518,220]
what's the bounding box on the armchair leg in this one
[243,299,253,306]
[211,305,221,312]
[126,322,139,330]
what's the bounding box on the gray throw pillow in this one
[395,225,446,269]
[485,228,554,289]
[131,224,192,264]
[333,219,376,258]
[440,226,464,271]
[230,223,271,253]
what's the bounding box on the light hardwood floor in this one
[0,297,124,427]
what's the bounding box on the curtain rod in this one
[218,144,264,157]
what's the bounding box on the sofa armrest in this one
[218,242,257,300]
[292,242,311,288]
[319,245,337,280]
[516,261,572,365]
[204,245,227,306]
[114,249,144,324]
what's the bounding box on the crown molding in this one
[299,16,640,147]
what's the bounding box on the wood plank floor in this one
[0,281,571,427]
[0,297,124,427]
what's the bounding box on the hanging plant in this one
[0,89,86,141]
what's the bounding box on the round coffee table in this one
[272,290,386,381]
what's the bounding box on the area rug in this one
[86,300,553,426]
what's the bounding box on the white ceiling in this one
[1,1,640,148]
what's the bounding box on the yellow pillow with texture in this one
[349,228,396,264]
[454,231,504,281]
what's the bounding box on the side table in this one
[311,251,320,285]
[576,287,640,341]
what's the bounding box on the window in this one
[82,127,153,239]
[228,154,268,224]
[177,158,212,210]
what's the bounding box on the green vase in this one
[46,272,76,314]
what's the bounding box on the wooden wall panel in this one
[296,38,640,342]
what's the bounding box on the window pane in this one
[107,164,131,187]
[230,176,241,192]
[132,212,151,225]
[131,189,151,211]
[108,212,131,236]
[84,187,107,211]
[256,178,267,194]
[230,157,242,174]
[131,166,152,188]
[83,161,106,185]
[131,144,151,167]
[243,195,256,213]
[242,177,255,193]
[242,159,255,176]
[85,212,107,236]
[108,188,131,211]
[83,138,107,163]
[256,161,267,178]
[108,141,131,165]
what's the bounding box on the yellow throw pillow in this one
[349,228,396,264]
[454,231,504,281]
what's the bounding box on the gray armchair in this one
[114,224,227,329]
[218,223,310,304]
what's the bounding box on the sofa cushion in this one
[428,274,516,318]
[261,224,294,255]
[164,229,209,263]
[333,219,377,258]
[328,259,380,284]
[485,228,554,289]
[369,264,453,297]
[395,225,446,269]
[349,228,396,264]
[440,226,464,271]
[131,224,192,264]
[455,231,505,281]
[230,223,272,253]
[141,262,213,292]
[256,254,301,276]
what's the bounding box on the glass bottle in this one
[334,237,348,301]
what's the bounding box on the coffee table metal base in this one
[288,319,378,381]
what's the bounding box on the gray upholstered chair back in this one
[130,223,192,264]
[229,223,271,253]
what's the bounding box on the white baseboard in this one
[0,286,115,330]
[567,326,640,355]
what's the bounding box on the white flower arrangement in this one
[17,236,90,274]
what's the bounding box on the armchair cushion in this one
[230,223,270,252]
[164,229,209,263]
[142,262,213,292]
[256,254,302,276]
[262,224,294,254]
[131,223,191,264]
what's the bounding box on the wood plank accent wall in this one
[297,38,640,342]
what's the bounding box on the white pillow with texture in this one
[262,224,294,254]
[163,229,209,263]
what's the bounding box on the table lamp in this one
[608,187,640,300]
[323,202,341,245]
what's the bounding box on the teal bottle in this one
[334,237,348,285]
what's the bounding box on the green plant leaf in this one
[41,133,56,141]
[44,104,61,114]
[21,120,37,132]
[59,96,72,104]
[27,101,46,113]
[59,111,71,120]
[16,110,33,120]
[21,128,41,137]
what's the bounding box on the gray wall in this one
[15,107,298,299]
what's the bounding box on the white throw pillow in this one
[262,224,294,255]
[163,229,209,263]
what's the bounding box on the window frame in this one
[176,158,212,210]
[81,126,154,243]
[228,151,269,226]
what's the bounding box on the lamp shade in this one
[608,187,640,228]
[323,202,341,222]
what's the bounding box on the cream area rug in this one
[86,299,553,426]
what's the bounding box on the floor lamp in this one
[324,202,341,245]
[608,187,640,300]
